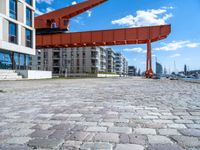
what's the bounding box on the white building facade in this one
[0,0,35,70]
[115,52,128,76]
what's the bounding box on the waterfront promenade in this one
[0,78,200,150]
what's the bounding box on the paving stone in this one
[119,134,129,143]
[179,129,200,137]
[76,122,97,126]
[158,129,181,136]
[27,138,64,149]
[153,120,174,124]
[71,125,87,131]
[49,130,67,139]
[147,144,184,150]
[86,127,107,132]
[0,145,30,150]
[188,148,200,150]
[11,129,35,136]
[37,113,54,118]
[115,144,144,150]
[6,137,31,145]
[187,124,200,129]
[80,142,113,150]
[189,112,200,116]
[99,122,114,127]
[64,140,82,149]
[141,122,167,129]
[104,118,129,123]
[168,124,187,129]
[160,115,180,120]
[94,133,119,143]
[70,132,94,141]
[30,129,54,138]
[174,119,194,124]
[143,116,159,119]
[148,135,173,144]
[32,124,53,130]
[171,135,200,147]
[0,122,7,127]
[134,128,156,135]
[129,134,147,145]
[69,114,83,117]
[5,123,35,129]
[50,123,74,130]
[108,127,132,134]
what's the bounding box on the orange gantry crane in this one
[35,0,171,78]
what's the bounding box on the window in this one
[26,29,32,48]
[26,0,32,6]
[9,22,17,44]
[26,7,32,26]
[9,0,17,19]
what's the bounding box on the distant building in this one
[114,52,128,76]
[30,47,115,77]
[184,64,187,75]
[106,48,115,73]
[128,66,137,76]
[156,61,163,75]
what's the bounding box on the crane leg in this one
[145,40,153,78]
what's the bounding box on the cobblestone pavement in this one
[0,78,200,150]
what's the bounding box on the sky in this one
[35,0,200,73]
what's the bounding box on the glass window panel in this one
[9,22,17,44]
[26,29,32,48]
[26,8,32,26]
[9,0,17,19]
[0,51,12,69]
[26,0,32,5]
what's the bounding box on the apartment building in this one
[115,52,128,76]
[30,47,108,77]
[106,48,115,73]
[0,0,35,70]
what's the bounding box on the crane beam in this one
[36,25,171,48]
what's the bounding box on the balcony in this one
[53,55,60,59]
[53,63,60,67]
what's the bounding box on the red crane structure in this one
[35,0,171,78]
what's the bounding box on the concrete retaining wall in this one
[16,70,52,79]
[66,73,120,78]
[97,74,120,78]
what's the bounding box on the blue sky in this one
[35,0,200,73]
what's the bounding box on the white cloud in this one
[123,47,146,53]
[186,43,200,48]
[36,0,54,4]
[87,10,92,17]
[72,1,91,17]
[35,9,44,16]
[72,1,77,5]
[46,7,55,13]
[35,7,55,16]
[111,7,173,27]
[170,53,181,58]
[155,40,200,51]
